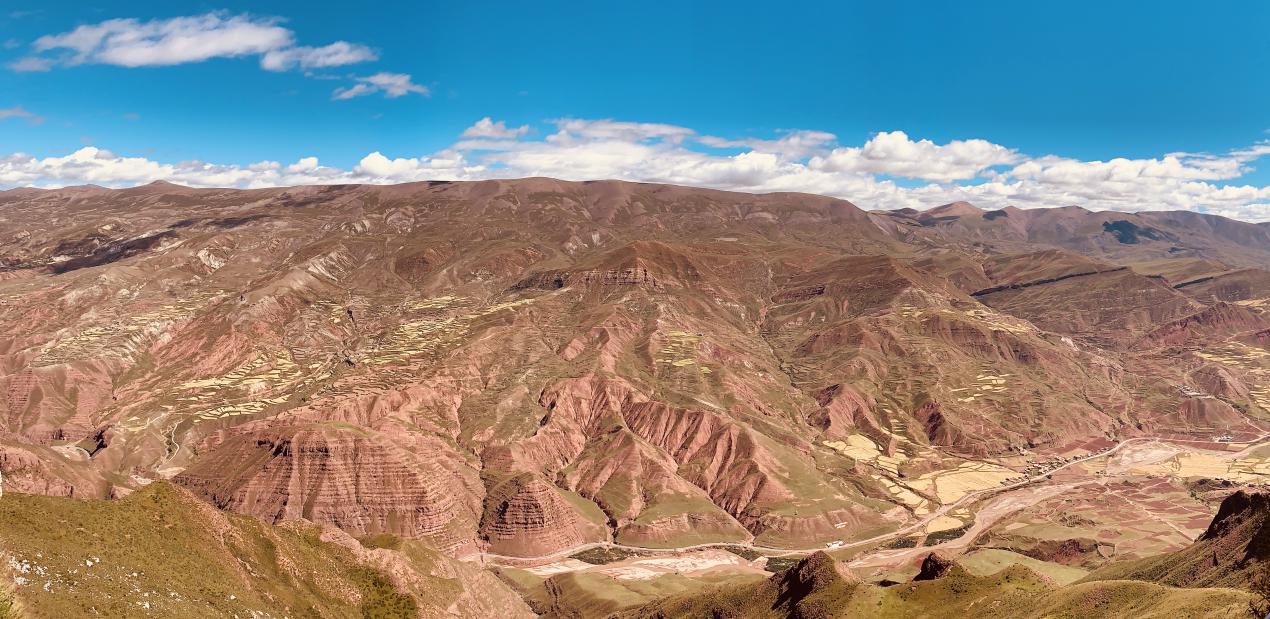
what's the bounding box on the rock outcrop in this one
[479,473,608,556]
[176,423,483,554]
[914,551,958,581]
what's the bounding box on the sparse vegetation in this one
[1248,560,1270,618]
[359,532,403,550]
[923,524,972,546]
[352,566,418,618]
[0,584,20,619]
[0,484,513,618]
[763,556,804,573]
[883,536,920,550]
[718,545,762,561]
[570,546,642,565]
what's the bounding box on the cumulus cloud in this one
[6,121,1270,222]
[810,130,1023,181]
[353,150,477,180]
[333,72,428,100]
[11,12,383,88]
[461,117,530,139]
[0,147,359,188]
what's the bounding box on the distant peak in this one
[923,201,982,218]
[41,184,111,195]
[118,179,194,193]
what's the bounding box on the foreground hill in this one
[614,549,1247,618]
[0,482,531,618]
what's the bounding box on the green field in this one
[958,548,1090,585]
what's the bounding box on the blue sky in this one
[3,1,1270,219]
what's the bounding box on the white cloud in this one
[810,130,1023,181]
[699,130,837,159]
[15,12,376,75]
[260,41,377,71]
[0,105,43,125]
[8,56,51,72]
[333,72,427,99]
[6,121,1270,222]
[287,156,319,172]
[29,13,293,67]
[0,106,33,119]
[0,147,361,188]
[330,83,374,100]
[548,119,695,144]
[17,12,420,106]
[461,117,530,139]
[351,149,480,182]
[1008,152,1252,185]
[1,147,168,185]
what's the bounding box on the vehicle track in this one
[465,433,1270,565]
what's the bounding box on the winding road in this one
[464,432,1270,567]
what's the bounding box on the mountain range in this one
[3,178,1270,617]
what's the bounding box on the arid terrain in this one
[3,178,1270,617]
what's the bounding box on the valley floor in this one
[475,433,1270,614]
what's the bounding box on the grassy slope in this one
[0,483,527,618]
[958,548,1089,585]
[542,570,765,619]
[0,586,17,619]
[614,554,1249,619]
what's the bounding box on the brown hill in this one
[1127,257,1230,286]
[874,202,1270,268]
[1177,268,1270,303]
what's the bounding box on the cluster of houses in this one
[998,445,1115,486]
